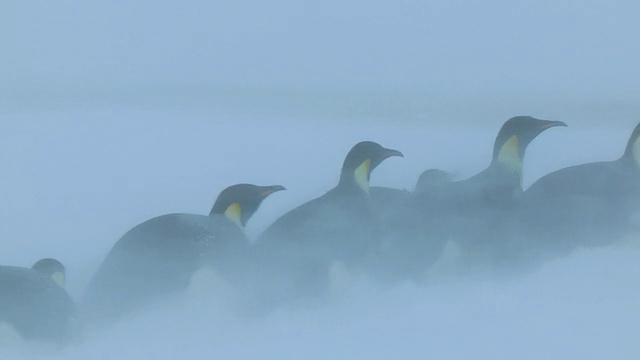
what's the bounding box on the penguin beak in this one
[382,148,404,159]
[261,185,286,198]
[538,120,567,130]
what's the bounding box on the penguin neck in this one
[622,127,640,169]
[488,135,524,190]
[492,135,524,177]
[51,272,66,288]
[338,159,371,195]
[210,204,246,232]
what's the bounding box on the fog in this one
[1,111,639,359]
[3,0,640,111]
[3,0,640,359]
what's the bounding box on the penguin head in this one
[492,116,567,173]
[32,258,66,287]
[415,169,453,193]
[339,141,404,194]
[210,184,286,229]
[622,122,640,166]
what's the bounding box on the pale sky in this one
[3,0,640,104]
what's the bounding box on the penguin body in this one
[0,260,76,343]
[518,122,640,259]
[379,116,567,279]
[369,186,410,220]
[254,141,402,308]
[82,213,244,322]
[370,169,453,220]
[82,184,284,324]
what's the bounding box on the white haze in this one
[3,0,640,358]
[1,112,640,360]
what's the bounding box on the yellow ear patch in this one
[51,272,65,288]
[497,135,522,173]
[224,203,243,229]
[354,159,371,194]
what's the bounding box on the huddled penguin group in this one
[3,117,640,344]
